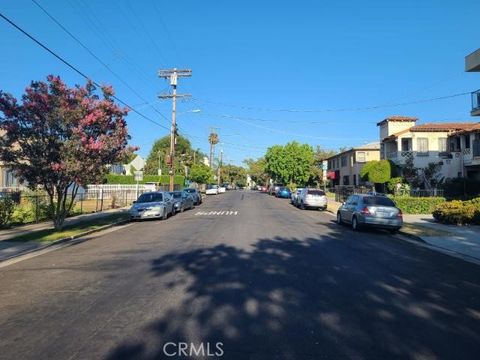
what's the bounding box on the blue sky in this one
[1,0,479,165]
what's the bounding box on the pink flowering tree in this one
[0,75,135,229]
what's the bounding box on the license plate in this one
[376,211,389,218]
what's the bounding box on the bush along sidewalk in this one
[389,196,445,214]
[432,198,480,225]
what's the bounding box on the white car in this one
[205,185,219,195]
[296,188,328,210]
[218,186,226,193]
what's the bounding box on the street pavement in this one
[0,191,479,359]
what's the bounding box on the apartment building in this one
[378,116,477,179]
[326,142,380,186]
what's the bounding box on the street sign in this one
[134,171,143,182]
[322,161,328,171]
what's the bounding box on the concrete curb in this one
[0,218,130,266]
[396,230,427,243]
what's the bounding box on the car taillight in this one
[360,207,371,215]
[397,209,403,218]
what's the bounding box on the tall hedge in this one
[104,174,185,185]
[389,196,445,214]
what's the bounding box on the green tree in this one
[244,157,268,184]
[360,160,392,191]
[189,163,214,184]
[222,164,247,185]
[265,141,314,186]
[144,135,193,175]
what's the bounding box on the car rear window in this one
[170,192,182,199]
[137,193,163,203]
[307,190,325,196]
[363,196,396,207]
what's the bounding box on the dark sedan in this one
[169,191,195,214]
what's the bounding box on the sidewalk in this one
[327,199,480,262]
[402,214,480,262]
[0,208,128,262]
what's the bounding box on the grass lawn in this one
[9,213,129,243]
[401,223,452,237]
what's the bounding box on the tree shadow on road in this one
[106,227,480,360]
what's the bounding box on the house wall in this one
[327,149,380,186]
[379,120,416,140]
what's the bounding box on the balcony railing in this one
[472,89,480,115]
[473,139,480,158]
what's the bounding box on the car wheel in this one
[352,216,360,231]
[300,202,306,210]
[389,228,399,234]
[162,209,168,220]
[180,205,184,213]
[337,212,343,225]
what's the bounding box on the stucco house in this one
[326,142,380,186]
[378,116,478,180]
[109,155,146,175]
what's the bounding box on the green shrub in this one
[0,197,15,228]
[432,200,477,225]
[389,196,445,214]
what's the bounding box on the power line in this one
[192,91,471,113]
[31,0,171,123]
[0,10,170,131]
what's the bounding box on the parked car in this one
[268,184,283,196]
[206,185,219,195]
[169,191,195,214]
[337,194,403,233]
[129,191,174,220]
[276,187,291,198]
[296,188,327,210]
[183,188,202,205]
[291,188,304,204]
[218,185,226,193]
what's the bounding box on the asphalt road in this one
[0,191,479,360]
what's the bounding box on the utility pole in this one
[158,68,192,191]
[217,149,223,186]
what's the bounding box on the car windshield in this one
[136,193,163,203]
[207,185,218,189]
[363,196,396,207]
[169,192,182,199]
[308,190,325,196]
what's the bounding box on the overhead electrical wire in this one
[0,10,170,131]
[31,0,171,123]
[192,91,471,113]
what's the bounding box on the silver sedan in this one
[129,192,174,220]
[337,194,403,233]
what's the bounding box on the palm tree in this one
[208,132,219,168]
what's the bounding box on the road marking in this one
[195,210,238,216]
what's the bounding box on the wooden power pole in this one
[158,68,192,191]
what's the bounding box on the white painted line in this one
[194,210,239,216]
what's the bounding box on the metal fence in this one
[2,188,152,225]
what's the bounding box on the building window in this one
[401,138,411,151]
[465,134,471,149]
[438,138,447,152]
[342,175,349,185]
[341,156,347,167]
[417,138,429,154]
[353,174,357,186]
[356,152,366,163]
